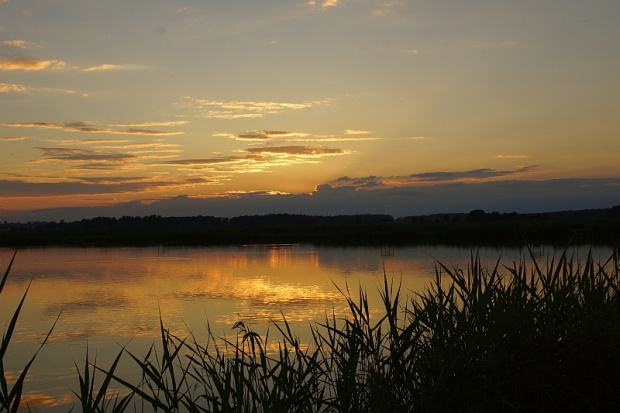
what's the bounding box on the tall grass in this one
[3,248,620,412]
[88,247,620,413]
[0,252,59,412]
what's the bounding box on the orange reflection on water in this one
[4,244,569,413]
[18,391,73,410]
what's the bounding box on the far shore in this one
[1,209,619,248]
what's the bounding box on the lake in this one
[0,244,614,412]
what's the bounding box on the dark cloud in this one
[3,178,619,223]
[4,121,89,129]
[0,179,150,197]
[236,130,291,140]
[0,177,212,197]
[117,129,184,136]
[33,147,135,162]
[4,122,183,135]
[160,156,246,165]
[330,175,383,187]
[68,163,124,171]
[407,166,537,182]
[328,168,537,190]
[74,176,148,184]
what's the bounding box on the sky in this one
[1,0,619,222]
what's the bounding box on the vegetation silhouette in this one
[1,206,619,247]
[3,248,620,411]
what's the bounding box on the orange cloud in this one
[182,97,331,119]
[0,83,26,92]
[0,57,66,71]
[0,83,83,95]
[496,154,530,159]
[82,63,144,72]
[245,145,348,156]
[110,121,188,127]
[217,130,377,143]
[0,137,26,141]
[234,130,309,141]
[299,135,379,142]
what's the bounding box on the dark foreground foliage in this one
[2,248,620,412]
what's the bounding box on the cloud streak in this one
[0,137,26,141]
[0,176,214,197]
[216,130,379,143]
[4,121,185,136]
[3,40,38,48]
[157,145,350,174]
[82,63,145,72]
[181,97,331,119]
[496,154,530,159]
[110,121,188,127]
[0,83,83,95]
[329,166,538,189]
[245,145,348,156]
[0,83,26,92]
[32,147,136,163]
[220,130,310,141]
[0,57,66,71]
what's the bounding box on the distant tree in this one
[608,205,620,217]
[467,209,487,222]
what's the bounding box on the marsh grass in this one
[3,247,620,412]
[84,247,620,413]
[0,251,59,412]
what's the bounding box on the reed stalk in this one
[5,247,620,412]
[0,251,59,412]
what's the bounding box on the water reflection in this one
[0,244,614,412]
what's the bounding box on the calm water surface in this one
[0,244,613,412]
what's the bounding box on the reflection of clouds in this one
[218,305,353,325]
[45,293,131,315]
[175,278,342,305]
[174,274,343,324]
[19,391,72,410]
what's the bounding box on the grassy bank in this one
[2,248,620,412]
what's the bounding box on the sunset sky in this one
[1,0,619,222]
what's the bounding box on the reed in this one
[86,247,620,412]
[0,251,59,412]
[4,247,620,412]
